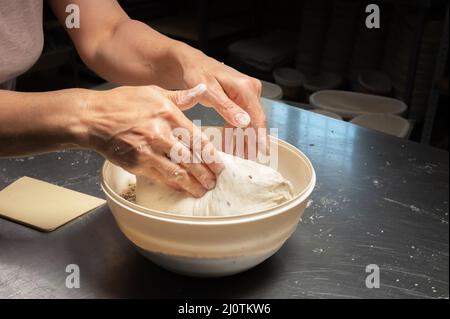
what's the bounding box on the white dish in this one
[350,113,411,139]
[260,80,283,100]
[303,73,343,93]
[310,90,407,119]
[272,67,303,87]
[310,109,343,120]
[356,70,392,96]
[272,67,304,99]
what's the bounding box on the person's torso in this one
[0,0,44,88]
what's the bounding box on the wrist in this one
[64,89,97,149]
[166,41,208,89]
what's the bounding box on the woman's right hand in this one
[81,84,224,197]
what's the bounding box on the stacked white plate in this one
[295,0,331,75]
[228,30,297,72]
[309,90,407,120]
[303,73,344,99]
[350,114,411,139]
[310,109,343,120]
[320,0,360,77]
[272,67,303,99]
[353,69,393,96]
[409,20,444,122]
[260,80,283,100]
[350,5,389,84]
[382,6,417,102]
[382,6,444,122]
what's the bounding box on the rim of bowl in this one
[100,136,316,225]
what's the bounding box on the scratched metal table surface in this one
[0,98,448,299]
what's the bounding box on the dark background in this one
[16,0,449,150]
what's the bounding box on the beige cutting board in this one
[0,176,105,232]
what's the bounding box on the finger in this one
[167,138,217,190]
[238,92,269,156]
[252,109,269,156]
[170,112,225,175]
[146,128,218,190]
[121,143,186,192]
[219,77,269,156]
[154,155,207,198]
[203,82,251,128]
[222,123,235,156]
[165,83,207,110]
[222,124,261,160]
[135,165,184,192]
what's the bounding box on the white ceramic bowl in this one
[355,70,393,96]
[310,109,343,120]
[350,113,411,139]
[310,90,407,120]
[260,80,283,100]
[272,67,304,99]
[101,135,316,277]
[303,73,344,100]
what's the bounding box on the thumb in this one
[166,83,207,110]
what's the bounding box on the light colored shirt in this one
[0,0,44,89]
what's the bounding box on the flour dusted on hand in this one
[135,152,294,217]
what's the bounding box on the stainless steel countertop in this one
[0,98,448,298]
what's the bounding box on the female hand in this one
[171,44,269,155]
[82,84,224,197]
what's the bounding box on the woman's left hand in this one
[171,43,268,155]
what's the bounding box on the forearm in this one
[48,0,264,136]
[0,89,90,157]
[49,0,207,89]
[83,19,202,89]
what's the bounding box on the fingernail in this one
[194,188,207,198]
[235,113,251,127]
[206,179,216,190]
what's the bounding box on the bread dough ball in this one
[136,152,293,217]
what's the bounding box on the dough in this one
[136,152,293,217]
